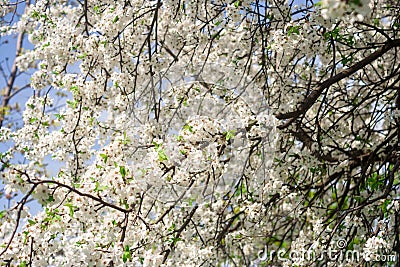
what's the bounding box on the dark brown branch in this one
[276,39,400,124]
[162,206,198,263]
[0,31,24,128]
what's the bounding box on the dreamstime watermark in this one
[256,239,397,264]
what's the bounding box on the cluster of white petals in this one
[0,0,399,266]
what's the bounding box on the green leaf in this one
[121,131,131,144]
[224,130,236,141]
[168,223,176,231]
[183,124,193,133]
[122,245,132,263]
[234,183,247,197]
[64,203,77,217]
[100,153,108,163]
[23,231,29,244]
[380,199,391,216]
[341,55,353,65]
[70,85,79,94]
[0,210,5,219]
[168,237,182,245]
[45,195,55,205]
[31,10,39,19]
[43,208,62,225]
[152,141,160,149]
[94,5,101,14]
[55,113,65,120]
[66,100,78,109]
[78,52,87,59]
[287,25,301,36]
[94,181,109,192]
[188,198,196,206]
[350,0,361,5]
[158,149,168,161]
[119,166,126,178]
[28,219,36,225]
[112,15,119,23]
[212,32,220,40]
[324,27,341,41]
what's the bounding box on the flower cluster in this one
[0,0,399,266]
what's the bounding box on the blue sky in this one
[0,2,41,214]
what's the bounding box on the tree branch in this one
[276,39,400,124]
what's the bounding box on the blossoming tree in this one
[0,0,399,266]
